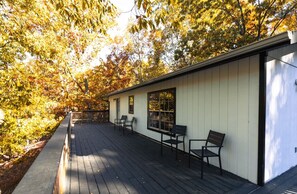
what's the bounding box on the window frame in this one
[147,88,176,134]
[128,95,134,114]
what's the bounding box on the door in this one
[116,98,120,120]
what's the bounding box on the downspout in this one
[257,51,267,186]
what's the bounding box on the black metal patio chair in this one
[114,115,127,132]
[124,117,136,134]
[188,130,225,179]
[161,125,187,160]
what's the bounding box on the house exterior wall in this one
[265,43,297,183]
[109,55,260,183]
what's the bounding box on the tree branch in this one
[64,64,85,94]
[257,0,277,39]
[270,2,297,36]
[236,0,246,35]
[220,0,244,36]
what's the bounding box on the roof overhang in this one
[108,31,295,97]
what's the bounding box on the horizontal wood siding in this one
[109,55,260,183]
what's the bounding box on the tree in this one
[68,49,135,110]
[126,30,170,83]
[134,0,297,68]
[0,0,117,160]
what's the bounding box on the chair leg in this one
[188,141,191,167]
[207,157,210,166]
[188,151,191,167]
[219,156,223,175]
[161,134,163,156]
[175,144,178,160]
[201,157,204,179]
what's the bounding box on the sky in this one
[109,0,135,37]
[89,0,135,67]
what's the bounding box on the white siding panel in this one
[237,57,250,179]
[189,74,194,138]
[134,88,147,133]
[181,75,188,125]
[219,64,229,170]
[219,66,228,131]
[204,69,212,133]
[227,61,239,175]
[108,55,260,183]
[210,67,220,166]
[192,73,199,139]
[248,55,259,183]
[212,67,220,130]
[265,43,297,182]
[175,76,182,125]
[121,95,128,117]
[198,72,206,139]
[109,99,115,122]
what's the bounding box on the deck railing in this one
[12,110,109,194]
[13,114,72,194]
[72,110,109,123]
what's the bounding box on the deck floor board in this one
[68,123,258,194]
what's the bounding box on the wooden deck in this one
[66,123,262,193]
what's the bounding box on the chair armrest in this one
[161,132,174,142]
[175,134,181,141]
[189,139,207,150]
[115,120,126,125]
[189,139,207,142]
[120,120,126,124]
[165,132,174,137]
[202,145,223,149]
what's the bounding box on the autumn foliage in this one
[1,0,297,162]
[0,0,116,161]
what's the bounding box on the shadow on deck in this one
[66,123,260,194]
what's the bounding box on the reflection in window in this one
[147,88,176,132]
[128,96,134,114]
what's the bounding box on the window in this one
[147,88,176,133]
[128,96,134,114]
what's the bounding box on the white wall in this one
[265,43,297,182]
[109,55,260,183]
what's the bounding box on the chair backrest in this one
[171,125,187,136]
[131,117,136,123]
[121,115,127,120]
[206,130,225,146]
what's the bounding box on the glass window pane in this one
[129,96,134,114]
[147,88,175,132]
